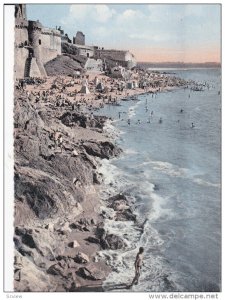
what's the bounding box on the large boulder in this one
[76,264,105,281]
[82,141,121,159]
[60,112,107,129]
[74,252,90,264]
[105,234,127,250]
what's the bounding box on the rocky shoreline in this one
[13,88,139,292]
[14,89,123,292]
[13,70,196,292]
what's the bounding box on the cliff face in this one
[13,90,121,291]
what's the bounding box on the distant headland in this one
[138,61,221,69]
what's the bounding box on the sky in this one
[27,4,221,63]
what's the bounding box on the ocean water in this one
[96,68,221,292]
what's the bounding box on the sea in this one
[96,68,221,292]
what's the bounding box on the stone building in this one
[73,31,85,45]
[95,49,137,69]
[72,44,94,58]
[62,29,93,58]
[14,4,61,79]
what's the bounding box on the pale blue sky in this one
[27,4,221,62]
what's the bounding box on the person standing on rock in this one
[130,247,144,287]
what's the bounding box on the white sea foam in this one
[103,119,123,138]
[127,101,142,119]
[124,148,138,155]
[140,160,189,178]
[140,159,220,189]
[98,159,128,198]
[192,178,220,188]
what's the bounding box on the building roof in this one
[73,44,94,50]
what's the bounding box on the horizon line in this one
[137,61,221,64]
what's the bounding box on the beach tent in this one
[96,82,104,92]
[79,85,90,94]
[139,80,148,88]
[94,77,99,85]
[82,79,89,86]
[133,81,139,88]
[126,82,134,89]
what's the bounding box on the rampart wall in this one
[14,47,29,79]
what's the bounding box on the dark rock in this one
[60,112,106,129]
[82,141,121,159]
[69,222,83,231]
[74,252,90,264]
[99,238,110,250]
[90,218,96,225]
[105,234,126,250]
[78,217,90,226]
[68,240,80,248]
[107,193,128,205]
[93,172,102,184]
[76,265,105,281]
[14,228,37,249]
[21,233,36,249]
[82,226,90,232]
[47,263,66,277]
[115,209,136,222]
[86,236,100,244]
[95,226,106,239]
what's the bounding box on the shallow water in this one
[96,68,221,292]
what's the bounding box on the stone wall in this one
[29,57,42,77]
[14,17,29,78]
[41,48,58,65]
[15,19,28,46]
[14,47,29,79]
[41,28,61,64]
[95,49,136,69]
[41,28,61,53]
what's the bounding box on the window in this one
[39,39,41,45]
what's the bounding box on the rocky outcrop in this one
[76,264,106,281]
[82,141,121,159]
[60,111,107,129]
[107,193,136,222]
[14,97,103,222]
[13,90,118,291]
[105,234,127,250]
